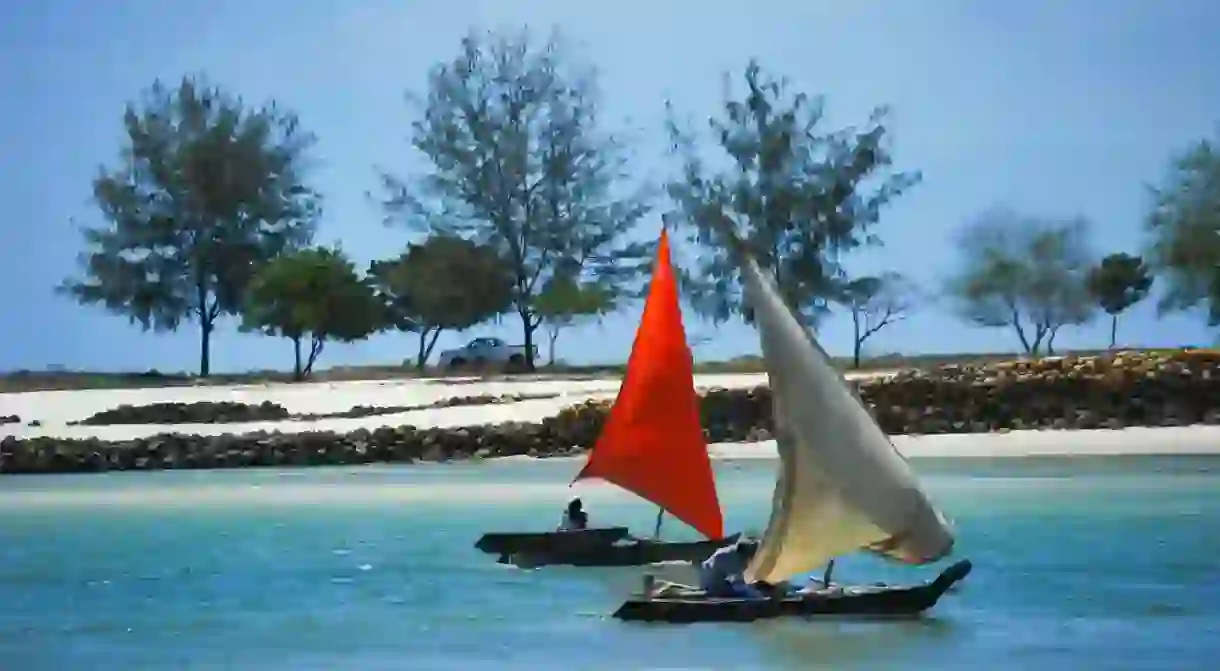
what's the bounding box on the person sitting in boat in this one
[557,497,589,531]
[698,538,765,599]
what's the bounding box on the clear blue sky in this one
[1,0,1216,374]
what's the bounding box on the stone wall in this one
[3,350,1218,475]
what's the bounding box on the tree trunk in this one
[1011,318,1032,355]
[303,337,323,377]
[1109,314,1118,349]
[851,307,863,369]
[196,280,213,377]
[416,327,443,369]
[413,327,443,370]
[1028,323,1049,357]
[303,337,324,377]
[292,336,303,381]
[199,317,212,377]
[520,310,537,372]
[547,326,561,366]
[415,331,428,370]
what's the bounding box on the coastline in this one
[3,428,1216,510]
[704,425,1220,459]
[489,425,1220,462]
[0,372,771,439]
[5,350,1220,475]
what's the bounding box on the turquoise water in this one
[2,456,1218,670]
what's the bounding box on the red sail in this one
[573,229,725,540]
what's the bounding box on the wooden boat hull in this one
[504,533,741,568]
[612,559,973,623]
[474,527,631,556]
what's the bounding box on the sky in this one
[0,0,1217,374]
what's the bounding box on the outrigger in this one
[474,230,737,568]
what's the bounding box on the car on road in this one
[436,337,535,373]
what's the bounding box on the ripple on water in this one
[1,457,1219,671]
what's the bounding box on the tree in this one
[378,29,652,371]
[1146,129,1220,324]
[242,247,378,380]
[533,276,617,365]
[59,76,320,376]
[664,60,921,326]
[946,208,1095,356]
[368,235,514,369]
[833,272,919,368]
[1085,253,1154,348]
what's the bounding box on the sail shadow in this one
[749,616,958,670]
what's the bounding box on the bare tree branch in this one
[833,272,919,367]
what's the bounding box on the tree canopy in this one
[59,76,320,376]
[946,207,1095,356]
[367,235,514,369]
[242,247,379,380]
[1146,129,1220,324]
[378,29,652,370]
[533,275,617,365]
[664,60,921,326]
[1085,253,1154,348]
[52,45,1215,378]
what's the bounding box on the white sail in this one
[739,252,955,584]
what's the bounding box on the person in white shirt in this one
[557,497,589,531]
[699,539,764,598]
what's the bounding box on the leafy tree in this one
[1085,253,1154,348]
[946,207,1095,356]
[533,276,617,365]
[242,247,378,380]
[664,60,921,326]
[59,76,319,376]
[378,29,652,371]
[1146,129,1220,324]
[833,272,919,369]
[368,235,514,369]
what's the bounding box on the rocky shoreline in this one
[3,350,1219,475]
[67,392,561,426]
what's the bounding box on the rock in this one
[421,444,448,462]
[5,349,1220,475]
[74,401,290,426]
[291,392,562,421]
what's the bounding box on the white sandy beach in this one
[2,371,1219,460]
[705,426,1220,459]
[2,373,778,440]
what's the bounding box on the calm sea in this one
[1,455,1217,670]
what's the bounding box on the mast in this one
[572,229,725,541]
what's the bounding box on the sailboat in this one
[612,228,972,622]
[474,229,739,568]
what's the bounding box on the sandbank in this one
[3,371,904,440]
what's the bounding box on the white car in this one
[436,337,534,372]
